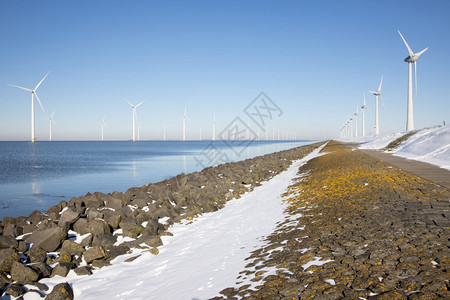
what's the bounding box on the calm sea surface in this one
[0,140,314,219]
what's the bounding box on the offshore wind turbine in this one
[361,93,367,137]
[125,99,144,142]
[369,76,383,135]
[182,107,188,141]
[163,125,167,141]
[45,110,56,141]
[9,72,49,142]
[101,117,106,141]
[398,30,429,131]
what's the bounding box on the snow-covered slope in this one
[342,125,450,170]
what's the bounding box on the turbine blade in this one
[416,47,429,57]
[368,90,376,95]
[34,92,46,114]
[378,75,383,91]
[136,101,145,107]
[35,72,49,90]
[398,30,414,57]
[8,84,33,92]
[124,98,134,107]
[363,92,366,105]
[380,94,386,110]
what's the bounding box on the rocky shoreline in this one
[0,142,324,299]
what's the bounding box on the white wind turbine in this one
[101,116,106,141]
[398,30,429,131]
[163,125,167,141]
[9,72,49,142]
[45,110,56,141]
[369,75,383,135]
[354,106,359,137]
[182,107,188,141]
[125,99,144,142]
[361,93,367,137]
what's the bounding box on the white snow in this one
[342,125,450,170]
[24,144,327,300]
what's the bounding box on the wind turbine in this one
[137,122,142,141]
[354,106,359,137]
[101,116,106,141]
[45,110,56,141]
[125,99,144,142]
[369,76,383,135]
[163,125,167,141]
[361,93,367,137]
[182,107,188,141]
[398,30,429,131]
[9,72,49,142]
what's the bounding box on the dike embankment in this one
[214,141,449,299]
[0,141,324,299]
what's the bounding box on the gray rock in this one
[31,262,53,278]
[74,266,93,276]
[27,246,47,263]
[58,208,80,228]
[107,244,130,260]
[104,196,125,210]
[84,246,108,263]
[87,219,111,236]
[5,283,26,297]
[104,213,121,230]
[87,209,103,221]
[81,194,103,209]
[10,261,40,282]
[0,235,19,249]
[27,227,67,252]
[72,217,88,235]
[92,234,117,248]
[2,223,23,238]
[0,248,20,272]
[60,240,85,257]
[46,282,74,300]
[50,263,70,277]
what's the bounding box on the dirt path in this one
[214,141,449,299]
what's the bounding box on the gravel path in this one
[214,141,449,299]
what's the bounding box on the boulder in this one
[72,217,88,235]
[87,209,103,221]
[58,208,80,228]
[104,213,121,230]
[92,234,117,248]
[84,246,108,264]
[46,282,74,300]
[74,266,93,276]
[119,217,144,238]
[81,194,103,209]
[2,223,23,238]
[50,263,70,278]
[0,248,20,272]
[5,283,26,297]
[27,246,47,263]
[27,227,67,252]
[104,195,125,210]
[0,235,19,249]
[10,261,40,282]
[60,240,85,257]
[31,262,53,278]
[87,219,111,236]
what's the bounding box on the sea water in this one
[0,140,314,219]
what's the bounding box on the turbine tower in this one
[182,107,187,141]
[398,30,428,131]
[361,93,367,137]
[125,99,144,142]
[9,72,49,142]
[354,106,358,137]
[369,76,383,135]
[101,117,106,141]
[46,110,56,141]
[163,125,167,141]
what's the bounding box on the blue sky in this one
[0,0,449,141]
